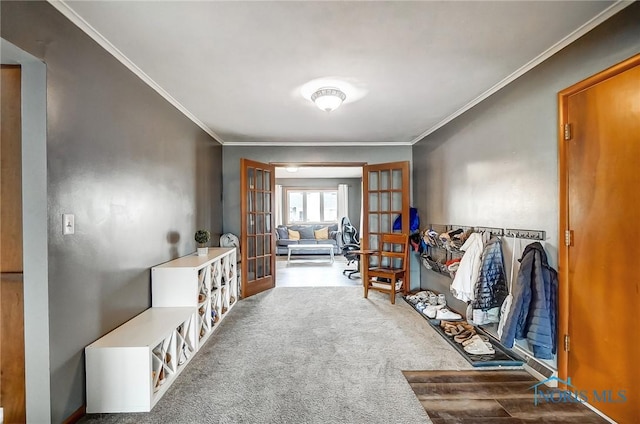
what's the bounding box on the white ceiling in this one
[55,1,622,146]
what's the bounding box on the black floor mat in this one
[404,297,524,367]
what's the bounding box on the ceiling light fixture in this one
[310,87,346,112]
[285,167,299,173]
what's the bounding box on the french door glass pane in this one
[256,169,263,190]
[265,257,271,276]
[369,193,379,211]
[264,170,271,190]
[265,213,272,233]
[369,213,379,233]
[248,213,255,234]
[392,192,402,210]
[380,192,390,211]
[248,168,255,190]
[248,259,255,280]
[381,213,391,233]
[370,235,380,250]
[257,235,264,256]
[392,169,402,189]
[380,170,390,190]
[256,214,264,234]
[368,171,379,190]
[264,193,271,213]
[256,190,264,210]
[248,236,255,257]
[257,258,264,278]
[307,192,320,221]
[264,235,271,255]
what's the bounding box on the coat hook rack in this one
[504,228,545,240]
[475,226,504,236]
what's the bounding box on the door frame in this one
[1,38,51,423]
[557,52,640,381]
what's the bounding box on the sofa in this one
[275,224,342,255]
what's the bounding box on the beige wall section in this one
[412,3,640,366]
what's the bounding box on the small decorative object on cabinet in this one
[85,307,196,413]
[194,229,211,256]
[151,248,239,347]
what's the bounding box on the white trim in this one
[410,0,635,145]
[47,0,224,145]
[224,140,412,146]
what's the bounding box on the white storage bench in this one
[85,248,240,413]
[85,307,196,413]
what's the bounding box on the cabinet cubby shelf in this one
[85,248,240,413]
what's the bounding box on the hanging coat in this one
[500,242,558,359]
[472,237,509,311]
[450,232,484,302]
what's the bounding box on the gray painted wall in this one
[276,177,362,232]
[223,146,412,237]
[1,2,223,422]
[412,4,640,361]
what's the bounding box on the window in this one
[285,189,337,224]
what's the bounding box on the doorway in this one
[274,164,363,288]
[558,53,640,423]
[1,39,50,423]
[240,160,411,294]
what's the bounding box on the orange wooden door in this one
[560,55,640,423]
[362,161,410,290]
[240,159,276,298]
[0,65,26,423]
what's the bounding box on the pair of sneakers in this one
[422,303,445,318]
[406,290,434,305]
[436,308,462,320]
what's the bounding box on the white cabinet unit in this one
[152,248,239,347]
[86,248,240,413]
[85,307,196,413]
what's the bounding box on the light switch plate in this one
[63,214,75,235]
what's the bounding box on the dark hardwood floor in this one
[403,370,610,424]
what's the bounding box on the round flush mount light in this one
[297,77,367,112]
[310,87,347,112]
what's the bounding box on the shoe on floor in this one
[415,302,428,312]
[436,308,462,320]
[461,334,489,346]
[423,304,445,318]
[463,335,495,355]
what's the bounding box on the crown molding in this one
[223,140,413,147]
[410,0,634,145]
[47,0,225,144]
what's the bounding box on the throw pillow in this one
[288,229,300,240]
[276,227,289,239]
[298,226,315,240]
[314,227,329,240]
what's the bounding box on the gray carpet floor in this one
[81,287,474,424]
